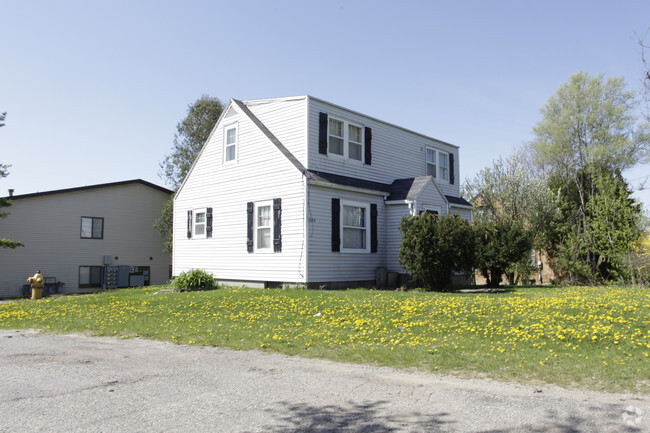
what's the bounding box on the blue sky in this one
[1,0,649,210]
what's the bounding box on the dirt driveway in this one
[0,329,647,432]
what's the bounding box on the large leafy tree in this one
[1,113,24,249]
[530,72,649,283]
[463,150,556,284]
[160,95,224,190]
[155,95,223,253]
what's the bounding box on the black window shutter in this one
[206,207,213,238]
[449,153,455,185]
[246,202,254,253]
[371,203,378,253]
[273,198,282,253]
[364,127,372,165]
[187,210,193,239]
[331,198,340,252]
[319,112,328,155]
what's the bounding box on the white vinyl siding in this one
[174,98,308,284]
[308,98,460,198]
[386,204,410,273]
[307,185,385,283]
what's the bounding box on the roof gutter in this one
[308,179,390,198]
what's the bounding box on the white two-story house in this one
[173,96,472,288]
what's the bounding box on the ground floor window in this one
[342,202,369,251]
[79,266,103,288]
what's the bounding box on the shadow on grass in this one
[260,400,451,432]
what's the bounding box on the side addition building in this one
[0,179,172,297]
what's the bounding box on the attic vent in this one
[224,107,239,118]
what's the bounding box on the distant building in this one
[0,180,172,297]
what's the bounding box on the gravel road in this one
[0,328,647,432]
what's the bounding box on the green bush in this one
[474,220,533,288]
[398,213,474,291]
[171,269,217,291]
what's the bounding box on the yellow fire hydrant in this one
[26,271,44,300]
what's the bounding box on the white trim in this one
[224,122,238,164]
[340,199,370,253]
[449,203,473,210]
[426,147,450,184]
[422,204,442,215]
[327,115,365,163]
[253,200,274,253]
[192,207,207,239]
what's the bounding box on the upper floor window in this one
[224,124,237,162]
[81,217,103,239]
[426,148,449,182]
[328,117,364,162]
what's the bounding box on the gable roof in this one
[5,179,172,200]
[388,177,433,201]
[232,99,307,175]
[445,195,472,207]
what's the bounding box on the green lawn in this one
[1,285,648,394]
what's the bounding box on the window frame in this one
[328,116,364,162]
[224,123,238,163]
[426,147,450,183]
[79,265,103,288]
[340,200,370,253]
[420,205,441,216]
[193,208,207,239]
[254,200,274,253]
[80,216,104,239]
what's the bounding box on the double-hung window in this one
[193,209,207,238]
[187,208,212,239]
[255,201,272,251]
[81,217,103,239]
[341,201,370,252]
[224,124,237,162]
[426,148,449,182]
[247,199,282,253]
[328,117,364,161]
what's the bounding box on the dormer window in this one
[319,112,372,165]
[426,148,449,182]
[328,117,364,162]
